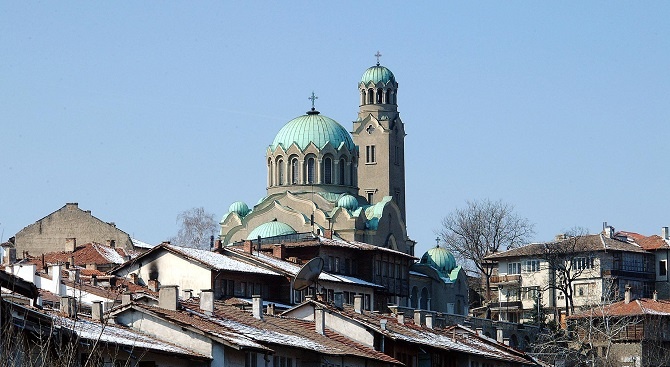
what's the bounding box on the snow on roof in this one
[165,245,280,275]
[91,242,126,264]
[132,238,154,249]
[52,315,207,358]
[227,248,383,288]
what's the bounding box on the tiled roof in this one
[569,298,670,319]
[267,236,416,259]
[121,299,401,364]
[26,242,137,270]
[294,301,534,365]
[636,235,670,251]
[485,234,648,260]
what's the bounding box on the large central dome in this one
[271,110,355,151]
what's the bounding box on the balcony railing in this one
[490,274,522,285]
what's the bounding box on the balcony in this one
[490,274,522,285]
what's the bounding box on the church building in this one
[219,58,414,255]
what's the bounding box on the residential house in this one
[635,227,670,299]
[483,227,655,324]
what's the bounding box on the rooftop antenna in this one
[293,257,324,293]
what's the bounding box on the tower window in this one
[368,88,374,104]
[278,159,284,185]
[307,157,315,184]
[291,158,299,184]
[367,191,374,204]
[339,158,346,185]
[366,145,376,164]
[385,89,391,104]
[324,157,332,184]
[376,88,382,103]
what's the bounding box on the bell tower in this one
[352,52,407,221]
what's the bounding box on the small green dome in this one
[247,221,296,240]
[420,246,457,276]
[337,194,359,210]
[360,65,395,85]
[228,201,250,217]
[271,110,355,152]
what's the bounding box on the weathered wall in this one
[14,203,134,256]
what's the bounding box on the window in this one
[575,283,595,297]
[328,256,334,271]
[338,158,346,185]
[365,145,376,163]
[507,262,521,274]
[245,352,257,367]
[367,191,374,204]
[364,294,371,310]
[344,258,351,274]
[334,257,340,273]
[278,159,284,185]
[660,260,667,276]
[324,157,332,184]
[376,260,382,275]
[291,158,299,184]
[574,257,594,271]
[307,157,315,184]
[273,356,293,367]
[521,286,539,300]
[522,259,540,272]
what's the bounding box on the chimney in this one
[380,319,387,331]
[183,289,193,299]
[213,239,222,251]
[476,327,484,336]
[148,279,159,292]
[91,301,103,322]
[106,240,116,248]
[252,295,263,320]
[243,240,253,254]
[68,268,80,282]
[353,294,363,314]
[159,285,179,311]
[66,238,76,252]
[129,273,138,284]
[66,202,78,210]
[69,256,75,267]
[51,264,63,296]
[121,293,132,305]
[60,296,76,317]
[3,247,16,265]
[425,313,434,329]
[497,327,504,343]
[323,229,333,239]
[653,290,658,302]
[414,310,422,326]
[625,284,631,304]
[200,289,214,316]
[662,227,669,240]
[316,292,325,302]
[334,292,344,309]
[604,224,615,238]
[272,244,285,259]
[91,275,97,286]
[267,303,276,316]
[397,313,405,324]
[315,306,325,335]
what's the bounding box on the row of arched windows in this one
[268,155,357,187]
[361,88,397,105]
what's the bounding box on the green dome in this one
[420,246,457,276]
[337,194,359,210]
[228,201,250,217]
[271,111,355,152]
[360,65,395,85]
[247,221,296,240]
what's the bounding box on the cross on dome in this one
[308,91,318,109]
[375,51,382,66]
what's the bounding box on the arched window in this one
[291,158,299,184]
[368,88,374,104]
[420,287,429,310]
[361,90,366,105]
[376,88,382,103]
[307,157,315,184]
[324,157,332,184]
[267,159,272,186]
[339,158,346,185]
[411,286,418,309]
[385,89,391,104]
[278,159,284,185]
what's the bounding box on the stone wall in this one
[14,203,134,256]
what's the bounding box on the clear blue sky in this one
[2,2,669,256]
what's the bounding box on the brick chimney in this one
[243,240,253,254]
[213,239,222,251]
[200,289,214,316]
[323,229,333,239]
[272,244,285,259]
[148,279,159,292]
[66,238,76,252]
[159,285,179,311]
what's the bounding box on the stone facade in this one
[14,202,134,257]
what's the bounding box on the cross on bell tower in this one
[375,51,382,66]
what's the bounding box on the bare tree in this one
[171,207,218,249]
[438,199,534,300]
[539,227,595,317]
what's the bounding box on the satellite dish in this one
[293,257,324,291]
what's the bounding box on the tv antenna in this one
[293,257,324,291]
